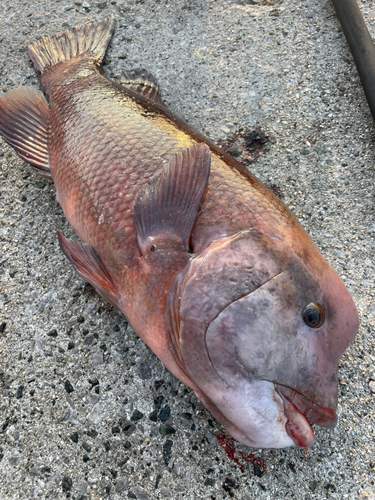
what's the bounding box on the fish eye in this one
[150,245,156,252]
[302,302,325,328]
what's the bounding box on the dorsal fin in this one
[57,231,119,309]
[133,143,211,255]
[27,16,115,75]
[115,68,162,104]
[0,87,51,179]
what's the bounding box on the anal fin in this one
[0,87,51,179]
[57,231,119,309]
[115,68,162,104]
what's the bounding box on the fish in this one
[0,16,358,449]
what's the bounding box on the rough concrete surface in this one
[0,0,374,499]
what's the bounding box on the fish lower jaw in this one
[276,390,315,448]
[225,424,296,450]
[193,383,296,449]
[276,384,340,447]
[283,400,315,448]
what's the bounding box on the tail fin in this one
[27,16,115,75]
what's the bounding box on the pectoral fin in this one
[0,87,51,179]
[57,231,119,308]
[133,143,211,255]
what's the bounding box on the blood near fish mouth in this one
[275,384,337,429]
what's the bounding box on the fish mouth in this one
[275,385,337,448]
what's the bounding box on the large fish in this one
[0,17,358,449]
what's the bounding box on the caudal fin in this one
[27,16,115,75]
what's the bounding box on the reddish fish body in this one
[0,17,358,448]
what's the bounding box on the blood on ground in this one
[217,433,267,474]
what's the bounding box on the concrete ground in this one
[0,0,374,499]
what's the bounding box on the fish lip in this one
[275,384,338,430]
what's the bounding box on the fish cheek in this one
[176,231,284,389]
[204,273,314,390]
[205,269,344,413]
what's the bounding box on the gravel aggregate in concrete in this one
[0,0,375,499]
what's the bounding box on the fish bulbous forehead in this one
[178,230,357,371]
[169,229,358,447]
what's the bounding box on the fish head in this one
[167,229,358,448]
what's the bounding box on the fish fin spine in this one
[0,86,52,179]
[115,68,163,104]
[57,231,119,309]
[27,16,115,75]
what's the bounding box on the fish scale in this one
[48,62,276,272]
[0,16,358,449]
[52,76,184,256]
